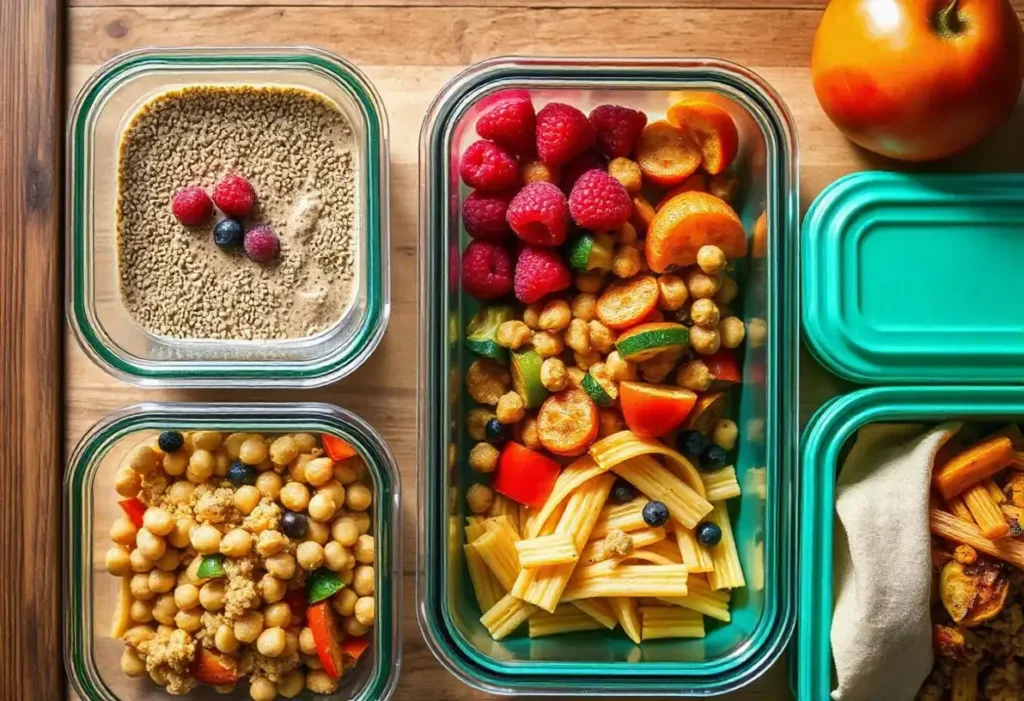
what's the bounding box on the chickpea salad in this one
[107,430,376,699]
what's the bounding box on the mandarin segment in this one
[666,99,739,175]
[635,121,701,187]
[645,192,747,272]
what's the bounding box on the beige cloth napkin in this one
[831,422,962,701]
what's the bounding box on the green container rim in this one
[64,402,402,701]
[66,47,390,387]
[417,56,801,695]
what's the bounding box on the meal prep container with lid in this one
[418,57,800,695]
[67,47,390,388]
[64,402,402,701]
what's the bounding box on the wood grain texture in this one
[0,1,63,700]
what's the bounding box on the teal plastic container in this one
[418,57,801,695]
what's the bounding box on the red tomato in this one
[619,382,698,438]
[322,434,358,461]
[118,498,146,528]
[494,442,561,508]
[190,648,238,685]
[704,348,741,388]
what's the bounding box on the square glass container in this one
[67,47,390,387]
[65,402,402,701]
[417,57,800,695]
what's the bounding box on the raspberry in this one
[459,140,519,192]
[569,169,633,231]
[213,174,256,218]
[560,149,605,194]
[243,225,280,263]
[462,241,513,300]
[476,96,536,154]
[171,186,213,227]
[514,246,572,304]
[462,190,515,242]
[589,105,648,158]
[535,103,595,166]
[505,182,570,247]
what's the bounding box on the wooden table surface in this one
[2,0,1023,699]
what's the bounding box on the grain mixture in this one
[117,86,358,341]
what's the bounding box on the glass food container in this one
[67,47,390,388]
[65,403,402,701]
[417,57,800,695]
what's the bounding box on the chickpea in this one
[333,588,358,617]
[287,454,311,484]
[130,573,154,601]
[617,221,639,245]
[354,534,375,564]
[495,391,525,425]
[149,568,176,594]
[174,583,200,610]
[299,626,318,655]
[351,510,372,535]
[141,508,173,538]
[612,244,642,278]
[265,552,296,580]
[110,516,138,547]
[162,451,188,476]
[256,627,286,658]
[355,596,376,626]
[323,541,351,571]
[715,316,744,349]
[260,601,290,630]
[537,300,572,332]
[254,530,286,558]
[343,616,369,637]
[219,528,253,558]
[657,274,689,311]
[184,555,204,585]
[297,541,325,571]
[306,670,339,694]
[587,320,615,354]
[278,669,305,699]
[153,548,179,574]
[345,483,373,512]
[283,628,301,657]
[300,458,331,488]
[331,517,360,547]
[239,437,269,466]
[150,665,170,687]
[307,493,337,523]
[691,298,721,328]
[223,432,248,460]
[164,480,193,506]
[467,408,495,442]
[468,442,499,474]
[496,320,532,350]
[252,472,282,501]
[186,449,215,484]
[564,318,591,355]
[152,594,178,625]
[574,349,602,371]
[522,303,543,330]
[234,610,264,644]
[106,546,131,576]
[690,325,721,355]
[696,245,727,275]
[282,434,311,455]
[516,414,541,449]
[530,331,564,359]
[128,445,158,475]
[604,351,635,382]
[168,518,195,549]
[747,318,767,348]
[607,157,642,193]
[566,294,596,325]
[675,359,712,392]
[520,157,559,185]
[130,599,154,623]
[684,269,722,299]
[567,367,586,389]
[129,548,154,573]
[267,435,298,467]
[714,276,739,307]
[333,457,361,485]
[191,524,222,555]
[319,480,346,509]
[466,484,494,515]
[597,408,625,437]
[575,270,606,294]
[114,466,141,498]
[136,528,167,562]
[466,359,511,406]
[121,648,147,678]
[209,623,239,654]
[234,485,261,515]
[712,419,739,452]
[200,580,226,611]
[280,482,310,512]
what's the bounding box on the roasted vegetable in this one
[939,559,1009,627]
[933,437,1015,500]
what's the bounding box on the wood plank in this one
[66,0,1024,10]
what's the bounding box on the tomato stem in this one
[934,0,964,38]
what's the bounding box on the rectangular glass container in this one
[67,47,390,387]
[417,57,800,695]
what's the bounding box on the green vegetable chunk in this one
[307,568,345,604]
[582,373,616,407]
[466,306,514,362]
[196,554,225,579]
[512,349,548,409]
[615,322,689,362]
[568,233,615,272]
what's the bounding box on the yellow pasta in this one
[675,525,715,574]
[111,576,133,638]
[527,455,612,539]
[579,527,666,565]
[474,520,523,591]
[707,502,746,590]
[590,497,649,539]
[488,493,521,530]
[610,597,642,644]
[638,538,684,564]
[480,594,539,641]
[528,604,604,638]
[519,504,532,537]
[484,514,521,540]
[947,496,975,524]
[744,466,767,500]
[984,478,1006,505]
[515,533,579,569]
[465,517,488,544]
[611,455,713,528]
[571,599,618,629]
[701,466,741,501]
[659,575,731,622]
[589,430,707,497]
[640,605,706,640]
[561,564,690,601]
[465,543,504,612]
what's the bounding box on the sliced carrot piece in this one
[635,121,701,187]
[934,437,1015,500]
[655,172,709,211]
[666,99,739,175]
[538,389,599,456]
[752,211,768,259]
[630,194,656,234]
[645,191,746,272]
[595,275,659,330]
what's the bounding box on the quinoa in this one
[116,85,358,340]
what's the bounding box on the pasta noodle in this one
[930,508,1024,569]
[579,527,666,565]
[609,597,642,644]
[659,575,731,622]
[480,594,539,640]
[701,466,741,501]
[474,520,523,591]
[962,482,1010,540]
[515,533,580,569]
[570,599,618,629]
[528,604,604,638]
[590,430,707,497]
[488,493,521,531]
[640,605,706,639]
[675,526,715,574]
[561,564,690,601]
[611,455,713,528]
[465,543,504,612]
[707,502,746,590]
[590,497,649,539]
[527,456,611,539]
[638,538,684,564]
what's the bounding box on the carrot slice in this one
[636,121,701,186]
[595,275,659,330]
[656,172,709,211]
[630,194,656,234]
[538,389,599,456]
[645,191,747,272]
[934,437,1015,500]
[666,99,739,175]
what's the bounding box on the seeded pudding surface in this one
[117,85,358,341]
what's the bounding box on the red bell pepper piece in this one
[284,587,307,624]
[118,498,147,528]
[341,636,370,668]
[322,434,358,462]
[493,442,561,509]
[307,601,343,680]
[704,348,741,388]
[619,382,698,438]
[190,648,238,685]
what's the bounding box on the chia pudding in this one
[116,86,358,341]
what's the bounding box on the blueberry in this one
[485,418,511,447]
[227,461,256,487]
[642,500,669,527]
[700,444,728,472]
[281,511,308,539]
[213,218,245,250]
[157,430,185,453]
[696,522,723,547]
[609,479,638,504]
[676,430,708,461]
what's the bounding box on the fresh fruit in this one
[635,121,701,186]
[307,568,345,604]
[197,554,226,579]
[568,169,633,231]
[511,349,548,409]
[630,194,657,234]
[463,190,515,242]
[281,511,309,539]
[645,192,746,272]
[466,306,514,362]
[459,140,519,191]
[243,225,280,263]
[212,218,245,250]
[812,0,1023,161]
[227,461,257,487]
[696,521,723,547]
[666,99,739,175]
[535,102,595,166]
[619,382,697,437]
[157,430,184,453]
[615,322,689,363]
[321,434,357,462]
[595,275,659,330]
[476,96,536,153]
[700,444,728,472]
[567,233,615,272]
[753,211,768,259]
[682,392,727,432]
[520,158,560,185]
[212,174,256,218]
[589,104,648,158]
[485,417,511,447]
[307,601,344,680]
[191,648,239,685]
[513,246,572,304]
[560,150,605,194]
[704,348,741,389]
[537,389,599,456]
[462,240,514,300]
[676,430,709,461]
[642,500,670,527]
[171,186,213,227]
[609,478,639,504]
[581,372,617,407]
[494,441,562,507]
[656,173,709,211]
[506,182,570,246]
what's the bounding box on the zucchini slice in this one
[568,233,615,272]
[615,322,689,363]
[466,305,514,362]
[512,349,548,409]
[582,372,618,407]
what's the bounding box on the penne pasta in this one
[675,525,715,574]
[984,478,1006,505]
[474,520,523,591]
[707,502,746,590]
[484,515,521,540]
[516,533,580,569]
[701,466,741,502]
[480,594,539,641]
[611,455,713,528]
[561,564,690,601]
[639,538,684,564]
[570,599,618,629]
[488,493,521,531]
[528,604,604,638]
[519,504,532,538]
[590,498,650,539]
[589,430,707,497]
[465,516,488,544]
[609,597,642,644]
[465,543,504,612]
[580,527,666,565]
[640,605,706,640]
[963,483,1010,540]
[930,508,1024,569]
[659,575,732,622]
[946,497,975,524]
[527,456,612,539]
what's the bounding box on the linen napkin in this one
[831,422,962,701]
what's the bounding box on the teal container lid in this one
[803,172,1024,384]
